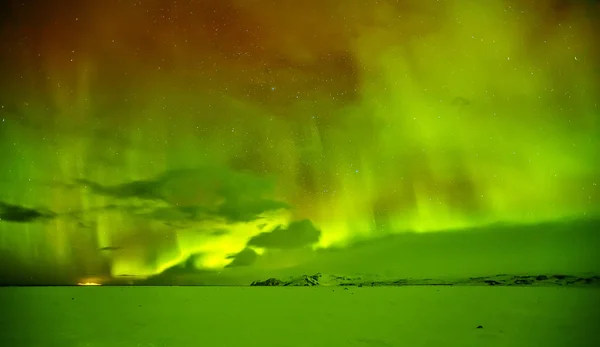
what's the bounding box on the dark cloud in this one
[77,168,224,202]
[247,219,321,249]
[0,202,54,223]
[99,246,123,251]
[225,248,259,268]
[216,199,289,222]
[77,167,289,224]
[144,206,201,221]
[136,253,228,285]
[209,229,230,236]
[76,178,162,200]
[170,253,204,274]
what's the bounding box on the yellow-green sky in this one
[0,0,598,284]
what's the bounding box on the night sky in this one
[0,0,598,284]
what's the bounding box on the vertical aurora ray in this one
[0,0,598,282]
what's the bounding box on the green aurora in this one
[0,0,598,284]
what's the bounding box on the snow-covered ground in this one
[1,286,598,347]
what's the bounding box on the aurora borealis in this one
[0,0,598,284]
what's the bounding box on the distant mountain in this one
[250,273,600,287]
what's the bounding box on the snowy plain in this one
[1,285,598,347]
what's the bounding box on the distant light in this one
[77,282,102,286]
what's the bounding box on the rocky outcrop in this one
[250,273,322,286]
[283,273,321,286]
[249,273,600,287]
[464,274,600,287]
[250,278,282,286]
